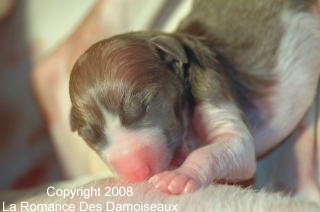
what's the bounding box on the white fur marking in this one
[253,11,320,155]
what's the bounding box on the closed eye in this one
[121,90,158,126]
[121,101,146,126]
[78,124,108,148]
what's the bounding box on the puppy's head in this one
[69,32,192,182]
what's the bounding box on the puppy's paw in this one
[149,169,200,194]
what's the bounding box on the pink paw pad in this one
[149,171,199,194]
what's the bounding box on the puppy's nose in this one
[109,147,153,182]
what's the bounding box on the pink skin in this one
[102,128,173,183]
[107,145,169,183]
[101,110,244,195]
[108,146,155,182]
[149,103,256,194]
[106,133,196,194]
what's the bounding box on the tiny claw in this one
[148,175,159,184]
[183,180,198,193]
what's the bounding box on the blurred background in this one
[0,0,192,190]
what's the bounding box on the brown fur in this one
[176,0,311,93]
[69,30,237,151]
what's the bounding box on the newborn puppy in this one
[69,0,320,195]
[69,32,254,194]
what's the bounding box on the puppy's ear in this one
[150,35,188,64]
[70,106,80,132]
[176,36,235,102]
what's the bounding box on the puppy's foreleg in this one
[150,101,255,194]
